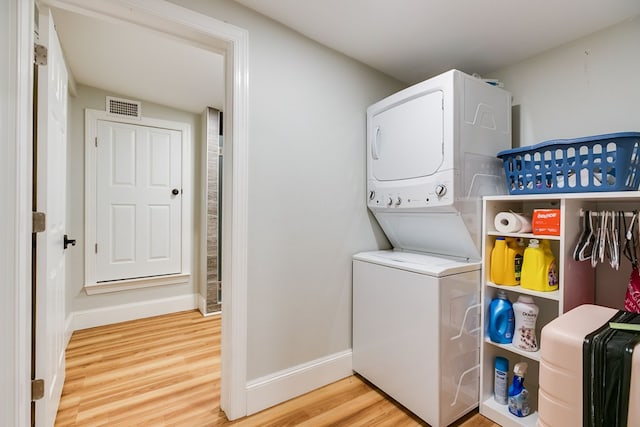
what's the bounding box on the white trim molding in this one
[245,351,353,416]
[67,293,198,332]
[2,1,34,425]
[84,273,191,295]
[43,0,250,420]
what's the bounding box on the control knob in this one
[435,184,447,197]
[395,197,402,206]
[386,197,393,206]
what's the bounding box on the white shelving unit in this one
[479,191,640,427]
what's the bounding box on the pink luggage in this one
[538,304,640,427]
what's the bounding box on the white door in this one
[35,10,68,427]
[95,120,182,282]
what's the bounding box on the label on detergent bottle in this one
[547,259,558,289]
[508,385,530,417]
[514,254,523,283]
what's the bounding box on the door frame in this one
[2,0,34,425]
[41,0,250,420]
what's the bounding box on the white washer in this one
[352,250,481,427]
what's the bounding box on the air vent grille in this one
[106,96,141,119]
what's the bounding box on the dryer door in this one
[370,90,444,181]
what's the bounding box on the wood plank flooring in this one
[55,310,499,426]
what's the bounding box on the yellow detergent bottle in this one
[520,239,558,292]
[490,237,520,286]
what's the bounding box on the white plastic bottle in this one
[494,356,509,404]
[512,295,539,352]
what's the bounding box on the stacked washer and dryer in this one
[352,70,511,427]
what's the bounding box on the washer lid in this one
[353,250,480,277]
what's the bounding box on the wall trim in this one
[3,0,34,425]
[245,350,353,416]
[67,293,198,332]
[197,293,221,317]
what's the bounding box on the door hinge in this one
[32,212,46,233]
[34,43,47,66]
[95,136,98,147]
[31,379,45,401]
[95,243,98,254]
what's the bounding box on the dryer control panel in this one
[367,174,455,212]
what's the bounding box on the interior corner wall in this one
[489,16,640,149]
[490,16,640,309]
[168,0,402,381]
[66,84,201,316]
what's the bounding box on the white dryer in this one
[366,69,511,261]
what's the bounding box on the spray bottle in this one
[508,362,530,417]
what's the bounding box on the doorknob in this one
[64,234,76,250]
[172,188,180,196]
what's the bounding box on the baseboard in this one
[67,293,198,332]
[198,293,206,315]
[245,349,353,416]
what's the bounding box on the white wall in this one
[169,0,401,380]
[66,84,202,314]
[491,16,640,148]
[491,17,640,308]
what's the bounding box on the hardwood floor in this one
[55,310,499,426]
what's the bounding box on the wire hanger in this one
[623,210,638,268]
[574,209,594,261]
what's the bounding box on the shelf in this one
[484,191,640,202]
[481,397,539,427]
[485,338,541,362]
[482,193,625,426]
[486,281,560,301]
[487,231,561,241]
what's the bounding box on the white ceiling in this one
[234,0,640,84]
[50,1,640,114]
[51,7,225,114]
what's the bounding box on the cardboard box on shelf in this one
[532,209,560,236]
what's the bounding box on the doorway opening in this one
[38,0,250,420]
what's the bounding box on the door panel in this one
[370,90,444,181]
[35,10,68,427]
[96,120,182,282]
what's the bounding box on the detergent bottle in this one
[490,237,520,286]
[488,290,515,344]
[520,239,558,292]
[512,295,539,352]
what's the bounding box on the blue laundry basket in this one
[497,132,640,194]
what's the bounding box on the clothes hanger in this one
[598,210,608,265]
[609,211,619,270]
[591,211,605,268]
[574,209,594,261]
[623,210,639,268]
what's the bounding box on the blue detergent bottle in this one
[488,290,515,344]
[508,362,530,417]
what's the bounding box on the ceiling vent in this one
[106,96,141,119]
